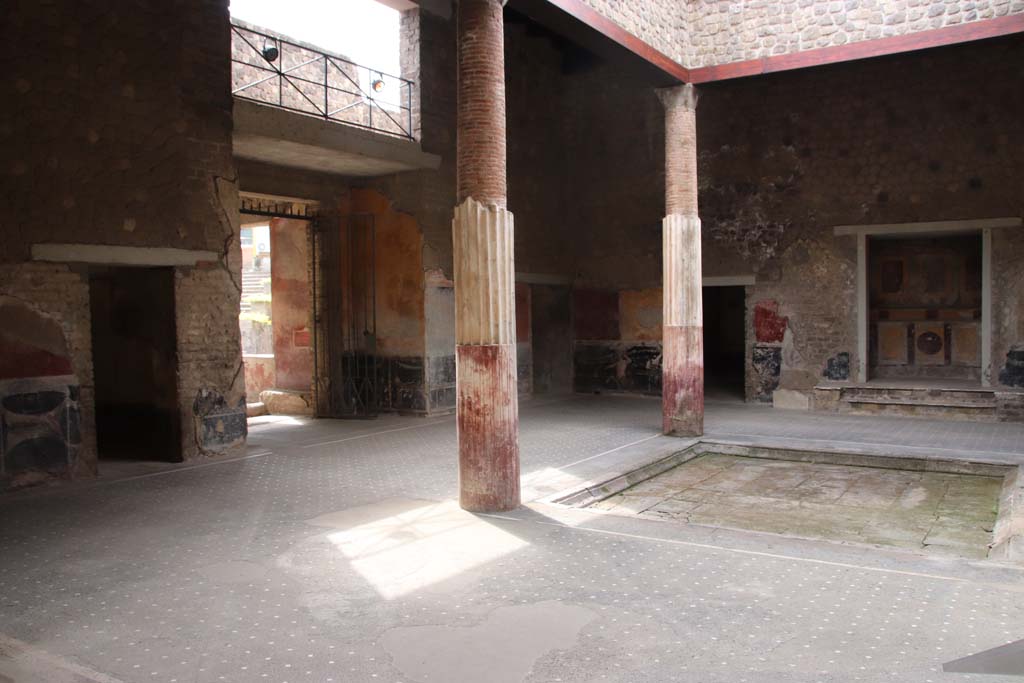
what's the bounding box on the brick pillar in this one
[658,83,703,437]
[453,0,519,512]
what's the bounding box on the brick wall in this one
[2,0,244,475]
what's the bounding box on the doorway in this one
[703,286,746,401]
[89,266,181,462]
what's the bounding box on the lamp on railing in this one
[262,38,279,63]
[371,74,385,93]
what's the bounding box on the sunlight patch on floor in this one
[308,498,529,599]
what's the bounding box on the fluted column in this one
[453,0,519,512]
[658,84,704,437]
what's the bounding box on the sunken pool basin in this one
[584,446,1021,561]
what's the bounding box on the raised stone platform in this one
[812,380,1024,423]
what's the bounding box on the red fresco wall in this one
[270,218,313,393]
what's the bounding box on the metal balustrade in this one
[231,22,414,140]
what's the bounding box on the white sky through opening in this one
[229,0,401,77]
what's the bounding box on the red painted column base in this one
[456,343,520,512]
[662,325,704,436]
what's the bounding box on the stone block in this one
[260,389,313,415]
[246,402,268,418]
[773,389,810,410]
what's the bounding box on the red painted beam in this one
[537,0,691,83]
[687,13,1024,83]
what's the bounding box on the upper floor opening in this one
[229,0,412,139]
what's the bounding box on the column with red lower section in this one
[453,0,519,512]
[658,84,704,437]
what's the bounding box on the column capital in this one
[657,83,698,112]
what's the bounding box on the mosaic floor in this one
[1,396,1023,682]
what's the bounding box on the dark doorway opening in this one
[89,267,182,463]
[868,233,982,383]
[531,284,573,394]
[703,286,746,401]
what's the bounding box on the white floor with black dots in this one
[1,395,1022,682]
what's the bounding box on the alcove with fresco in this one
[868,234,982,383]
[0,297,81,487]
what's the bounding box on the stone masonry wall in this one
[700,35,1023,398]
[579,0,689,63]
[558,35,1022,400]
[2,0,244,474]
[577,0,1024,70]
[685,0,1024,68]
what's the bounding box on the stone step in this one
[241,273,269,286]
[845,396,997,409]
[844,401,999,422]
[836,386,999,422]
[840,386,996,406]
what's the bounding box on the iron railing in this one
[231,22,414,140]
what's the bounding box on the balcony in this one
[230,20,438,176]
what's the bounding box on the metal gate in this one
[318,212,378,418]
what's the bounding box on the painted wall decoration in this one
[0,299,73,381]
[823,352,851,381]
[754,300,788,344]
[999,347,1024,388]
[378,356,427,413]
[751,345,782,401]
[1,378,81,488]
[868,236,982,379]
[574,342,662,395]
[193,388,247,453]
[243,355,276,402]
[0,299,80,487]
[270,218,314,393]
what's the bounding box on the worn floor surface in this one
[1,396,1023,682]
[592,453,1004,558]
